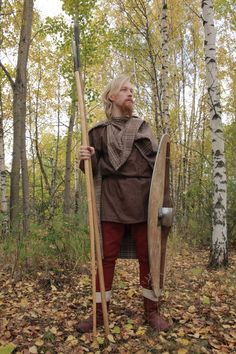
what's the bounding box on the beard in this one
[120,100,134,117]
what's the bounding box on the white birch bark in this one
[0,120,7,214]
[202,0,228,267]
[0,89,8,237]
[63,102,75,214]
[160,0,170,134]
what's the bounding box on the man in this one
[78,75,170,332]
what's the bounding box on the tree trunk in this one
[48,72,61,224]
[0,85,8,238]
[10,0,34,235]
[160,0,170,134]
[21,102,30,236]
[63,102,75,214]
[28,88,36,220]
[74,112,80,214]
[202,0,228,267]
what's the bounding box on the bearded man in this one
[77,75,170,332]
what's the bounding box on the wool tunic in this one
[88,118,158,224]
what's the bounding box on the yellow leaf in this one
[35,339,44,347]
[177,338,189,346]
[96,336,105,345]
[187,305,196,313]
[155,344,163,350]
[20,298,29,307]
[177,349,188,354]
[136,327,146,336]
[0,343,17,354]
[66,335,78,346]
[66,335,76,342]
[49,327,57,335]
[159,335,167,343]
[177,329,185,337]
[107,334,116,343]
[127,289,137,298]
[90,340,99,349]
[125,323,133,330]
[29,346,38,353]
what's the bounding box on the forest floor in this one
[0,245,236,354]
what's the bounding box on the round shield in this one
[148,134,171,298]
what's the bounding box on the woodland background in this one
[0,0,236,353]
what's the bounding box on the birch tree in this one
[202,0,228,267]
[0,0,34,235]
[0,1,8,236]
[0,85,8,238]
[160,0,169,134]
[63,102,75,215]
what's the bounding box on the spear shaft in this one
[72,20,109,336]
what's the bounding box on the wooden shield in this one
[148,134,172,298]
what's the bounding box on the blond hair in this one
[102,75,132,119]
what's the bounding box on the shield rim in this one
[147,134,170,298]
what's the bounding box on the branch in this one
[174,139,212,165]
[0,60,15,89]
[183,1,202,19]
[30,25,45,44]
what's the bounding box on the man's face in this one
[110,81,134,116]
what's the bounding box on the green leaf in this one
[125,323,133,330]
[202,295,211,305]
[0,343,17,354]
[96,336,104,345]
[190,267,203,276]
[118,281,126,289]
[111,326,121,334]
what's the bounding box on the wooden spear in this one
[72,20,109,336]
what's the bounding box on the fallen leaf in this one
[29,346,38,353]
[20,298,29,307]
[202,295,210,305]
[96,336,105,345]
[107,334,116,343]
[49,327,58,335]
[66,335,78,345]
[127,289,137,298]
[111,326,120,334]
[35,339,44,347]
[136,326,146,336]
[190,267,203,276]
[177,338,189,346]
[177,349,188,354]
[188,305,196,313]
[0,343,17,354]
[125,323,133,330]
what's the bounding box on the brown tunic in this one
[88,119,157,224]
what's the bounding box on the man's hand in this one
[80,146,95,161]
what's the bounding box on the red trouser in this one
[96,222,152,292]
